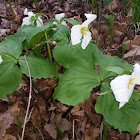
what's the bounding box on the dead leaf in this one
[59,118,71,132]
[91,127,100,139]
[108,0,117,11]
[44,123,57,139]
[48,103,57,111]
[48,78,57,88]
[85,96,101,125]
[72,110,85,117]
[124,47,140,58]
[6,102,20,124]
[71,106,80,114]
[1,134,17,140]
[57,102,68,112]
[114,22,127,33]
[0,112,14,139]
[125,35,140,50]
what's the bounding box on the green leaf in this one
[52,29,68,42]
[0,32,26,59]
[53,41,98,69]
[55,24,70,36]
[95,82,140,136]
[95,51,133,80]
[103,66,124,75]
[64,18,80,25]
[52,18,59,24]
[19,53,58,79]
[53,66,100,106]
[1,53,17,62]
[103,0,114,6]
[0,61,22,98]
[35,13,44,18]
[18,22,53,46]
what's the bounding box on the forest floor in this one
[0,0,140,140]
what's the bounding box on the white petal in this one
[110,75,134,108]
[85,13,97,19]
[55,13,65,20]
[131,63,140,85]
[81,31,91,49]
[0,55,3,64]
[119,102,126,109]
[28,11,35,18]
[82,14,97,27]
[24,8,28,15]
[71,25,82,45]
[21,17,31,26]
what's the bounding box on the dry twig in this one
[21,55,32,140]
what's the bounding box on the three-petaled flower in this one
[22,8,43,27]
[53,13,67,26]
[71,13,97,49]
[110,63,140,109]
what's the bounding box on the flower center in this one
[81,27,89,35]
[128,78,136,89]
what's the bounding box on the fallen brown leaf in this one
[0,112,14,139]
[44,123,57,139]
[1,134,17,140]
[6,102,20,124]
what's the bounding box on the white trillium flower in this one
[53,13,67,26]
[110,63,140,109]
[22,8,43,27]
[71,13,97,49]
[0,55,3,64]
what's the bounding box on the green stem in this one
[36,19,52,63]
[8,0,14,16]
[22,75,50,106]
[44,32,52,62]
[7,94,12,105]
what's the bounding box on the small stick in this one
[21,55,32,140]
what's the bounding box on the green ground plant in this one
[0,9,140,138]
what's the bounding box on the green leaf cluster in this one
[0,23,58,98]
[53,41,132,106]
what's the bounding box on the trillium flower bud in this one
[22,8,43,27]
[53,13,67,26]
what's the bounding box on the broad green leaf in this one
[95,82,140,136]
[0,32,26,59]
[53,41,98,69]
[19,53,58,79]
[95,51,133,80]
[55,24,70,35]
[53,66,100,106]
[103,66,124,75]
[103,0,114,6]
[64,18,80,25]
[52,29,68,42]
[1,53,17,62]
[0,61,22,98]
[18,22,53,46]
